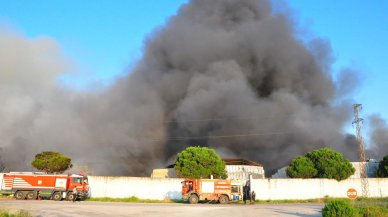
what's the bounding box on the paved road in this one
[0,200,323,217]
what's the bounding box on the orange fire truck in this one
[181,178,244,204]
[0,172,89,201]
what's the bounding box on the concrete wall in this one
[89,176,388,200]
[89,176,183,200]
[251,178,388,200]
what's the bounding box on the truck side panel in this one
[214,180,231,194]
[5,174,68,190]
[54,178,68,189]
[1,174,13,190]
[200,179,231,194]
[201,181,214,193]
[0,173,13,194]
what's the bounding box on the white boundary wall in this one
[88,176,388,200]
[251,178,388,200]
[89,176,183,200]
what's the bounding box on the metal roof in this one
[223,158,262,167]
[166,158,262,168]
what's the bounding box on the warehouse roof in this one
[166,158,262,168]
[223,158,262,167]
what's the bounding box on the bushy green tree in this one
[322,200,358,217]
[174,146,227,179]
[306,148,355,181]
[286,156,317,178]
[287,148,355,181]
[31,151,73,174]
[377,155,388,177]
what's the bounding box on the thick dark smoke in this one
[368,115,388,159]
[1,0,384,176]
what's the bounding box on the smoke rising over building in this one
[0,0,386,176]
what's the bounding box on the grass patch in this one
[359,206,388,217]
[86,196,166,203]
[323,197,388,205]
[0,194,12,199]
[0,209,32,217]
[322,198,388,217]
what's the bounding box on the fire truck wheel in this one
[52,192,62,201]
[15,191,25,200]
[66,193,75,201]
[219,195,229,204]
[189,194,199,204]
[26,191,37,200]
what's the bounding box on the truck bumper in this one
[77,192,89,200]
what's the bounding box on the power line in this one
[145,131,290,142]
[164,114,298,124]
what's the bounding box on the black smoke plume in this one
[2,0,384,176]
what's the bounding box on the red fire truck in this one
[0,172,89,201]
[181,178,244,204]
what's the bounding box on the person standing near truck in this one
[243,186,249,204]
[72,187,78,202]
[251,191,256,204]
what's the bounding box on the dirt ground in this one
[0,200,323,217]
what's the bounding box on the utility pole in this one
[353,104,369,198]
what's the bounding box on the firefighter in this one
[243,186,248,204]
[251,191,256,205]
[72,187,78,202]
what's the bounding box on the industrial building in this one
[151,158,265,180]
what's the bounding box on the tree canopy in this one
[377,155,388,177]
[174,146,227,179]
[287,148,355,181]
[31,151,73,174]
[286,156,317,178]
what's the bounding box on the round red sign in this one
[347,188,358,199]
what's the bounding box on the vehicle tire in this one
[66,193,75,201]
[26,191,37,200]
[189,194,199,204]
[52,192,62,201]
[15,191,25,200]
[219,195,229,204]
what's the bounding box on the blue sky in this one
[1,0,387,125]
[0,0,188,87]
[288,0,388,132]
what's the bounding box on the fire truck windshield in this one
[72,177,82,184]
[231,185,240,193]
